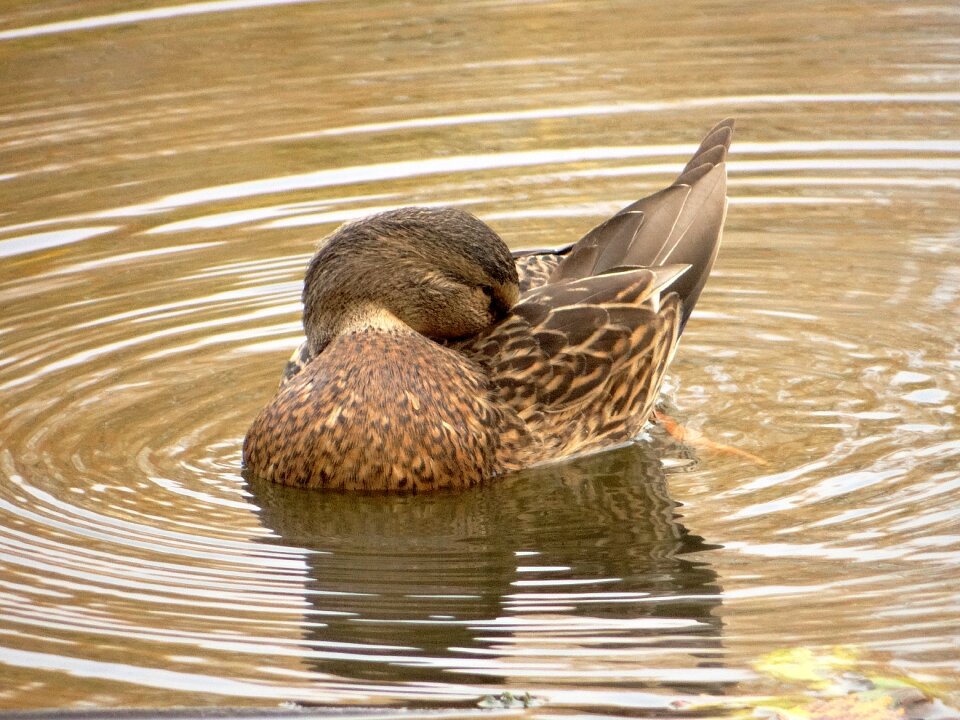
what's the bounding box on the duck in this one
[243,119,734,491]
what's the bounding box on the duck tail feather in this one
[547,119,733,331]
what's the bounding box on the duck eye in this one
[481,285,511,319]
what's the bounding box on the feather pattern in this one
[246,120,734,491]
[452,267,683,455]
[517,117,733,328]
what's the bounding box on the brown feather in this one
[245,120,734,491]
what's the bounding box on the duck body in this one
[243,119,734,491]
[244,327,532,490]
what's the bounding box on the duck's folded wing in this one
[512,245,572,293]
[548,119,732,329]
[452,266,686,452]
[279,340,312,388]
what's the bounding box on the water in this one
[1,0,959,715]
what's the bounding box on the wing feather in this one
[543,118,733,329]
[514,249,567,292]
[452,268,684,451]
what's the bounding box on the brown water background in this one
[1,0,959,715]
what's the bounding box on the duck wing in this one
[451,265,686,455]
[511,118,733,329]
[512,245,572,292]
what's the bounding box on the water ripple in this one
[1,7,959,711]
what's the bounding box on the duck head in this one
[302,206,520,353]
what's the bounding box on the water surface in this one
[1,0,959,716]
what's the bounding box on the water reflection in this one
[247,443,724,690]
[2,0,960,711]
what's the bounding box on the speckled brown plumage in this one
[451,268,684,457]
[244,119,734,491]
[246,329,531,490]
[514,249,568,293]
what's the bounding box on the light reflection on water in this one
[1,0,959,715]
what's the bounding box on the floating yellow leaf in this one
[754,646,859,688]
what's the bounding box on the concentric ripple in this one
[1,0,960,716]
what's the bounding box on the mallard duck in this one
[243,119,734,491]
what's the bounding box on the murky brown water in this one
[1,0,959,716]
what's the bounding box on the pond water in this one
[1,0,959,716]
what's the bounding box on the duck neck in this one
[306,303,411,355]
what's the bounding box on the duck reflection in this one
[246,441,723,691]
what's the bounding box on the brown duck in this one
[243,119,734,491]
